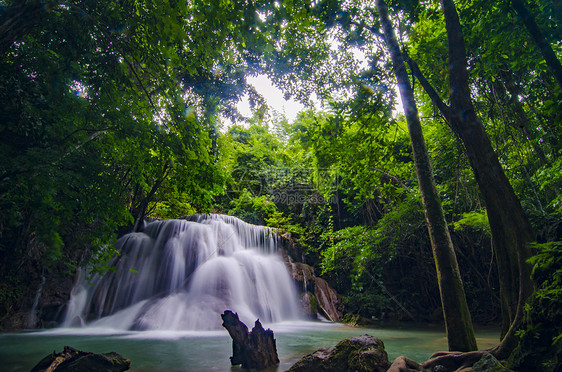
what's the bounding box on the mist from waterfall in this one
[62,215,302,331]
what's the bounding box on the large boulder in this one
[287,334,390,372]
[31,346,130,372]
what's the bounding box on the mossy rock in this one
[472,353,511,372]
[287,334,390,372]
[31,346,130,372]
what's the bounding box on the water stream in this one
[26,273,45,328]
[0,322,499,371]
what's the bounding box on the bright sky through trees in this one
[237,74,306,122]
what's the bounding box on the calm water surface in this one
[0,321,499,371]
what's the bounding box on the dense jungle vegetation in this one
[0,0,560,369]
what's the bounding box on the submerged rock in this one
[287,334,390,372]
[31,346,130,371]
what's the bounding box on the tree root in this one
[420,350,491,371]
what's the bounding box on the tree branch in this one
[510,0,562,87]
[402,51,453,125]
[372,167,411,193]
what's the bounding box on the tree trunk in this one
[376,0,477,352]
[510,0,562,87]
[440,0,535,356]
[221,310,280,370]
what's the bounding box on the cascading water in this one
[62,214,301,330]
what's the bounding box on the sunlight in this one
[237,74,306,123]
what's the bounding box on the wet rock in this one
[280,245,343,322]
[313,276,343,322]
[300,291,319,318]
[30,346,130,372]
[287,334,390,372]
[287,262,315,292]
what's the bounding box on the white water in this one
[63,215,301,330]
[27,273,46,328]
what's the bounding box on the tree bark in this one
[510,0,562,87]
[376,0,477,352]
[440,0,535,356]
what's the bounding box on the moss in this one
[287,334,390,372]
[309,292,318,315]
[341,313,378,327]
[472,353,511,372]
[342,313,360,325]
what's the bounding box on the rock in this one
[278,232,306,263]
[279,244,343,322]
[287,334,390,372]
[471,352,511,371]
[30,346,130,372]
[221,310,279,370]
[313,276,343,322]
[288,262,316,292]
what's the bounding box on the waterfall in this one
[63,214,302,330]
[27,273,46,328]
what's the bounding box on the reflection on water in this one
[0,322,499,372]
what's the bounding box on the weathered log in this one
[221,310,279,370]
[31,345,130,372]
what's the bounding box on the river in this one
[0,321,499,371]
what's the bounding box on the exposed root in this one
[420,350,489,371]
[388,356,426,371]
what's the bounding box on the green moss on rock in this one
[287,334,390,372]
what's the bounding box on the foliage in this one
[317,193,428,319]
[0,0,282,277]
[228,189,278,225]
[452,210,491,235]
[534,157,562,215]
[0,0,560,354]
[510,241,562,371]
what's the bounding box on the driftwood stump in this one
[221,310,279,370]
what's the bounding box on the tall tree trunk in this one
[376,0,477,352]
[510,0,562,87]
[440,0,535,357]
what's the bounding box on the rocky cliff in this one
[278,232,343,322]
